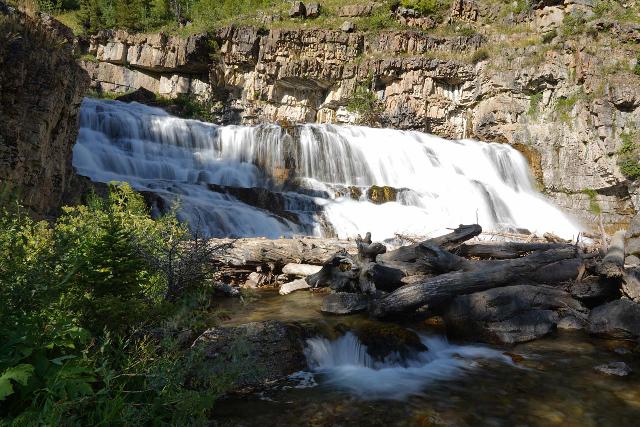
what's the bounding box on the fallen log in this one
[370,247,581,318]
[379,224,482,264]
[595,230,625,279]
[208,237,357,268]
[457,242,575,260]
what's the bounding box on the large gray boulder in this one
[588,299,640,340]
[193,320,307,389]
[444,285,589,344]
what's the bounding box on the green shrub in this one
[0,184,239,424]
[346,79,383,126]
[471,48,489,64]
[582,188,602,215]
[528,92,543,117]
[634,55,640,76]
[617,131,640,180]
[541,29,556,44]
[561,12,587,36]
[555,93,579,123]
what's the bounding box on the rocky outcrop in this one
[0,4,88,216]
[79,0,640,229]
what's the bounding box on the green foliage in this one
[561,12,587,37]
[360,9,397,32]
[617,131,640,180]
[471,47,489,64]
[155,93,216,122]
[541,29,556,44]
[527,92,543,117]
[635,55,640,76]
[0,184,238,424]
[346,78,383,126]
[555,93,579,123]
[582,188,602,215]
[510,0,531,15]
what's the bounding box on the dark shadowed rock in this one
[289,1,306,18]
[115,87,157,103]
[444,285,589,344]
[321,292,368,314]
[193,320,307,389]
[566,276,619,306]
[588,299,640,340]
[346,320,427,361]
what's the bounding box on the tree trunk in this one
[379,224,482,263]
[370,248,581,318]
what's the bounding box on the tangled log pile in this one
[208,224,640,344]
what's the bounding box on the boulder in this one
[305,2,321,18]
[193,320,307,389]
[588,299,640,340]
[444,285,589,344]
[347,320,428,362]
[289,1,306,18]
[338,4,373,17]
[321,292,368,314]
[594,361,632,377]
[566,276,619,306]
[623,268,640,303]
[340,21,356,33]
[366,185,398,204]
[115,87,157,103]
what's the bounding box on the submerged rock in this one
[444,285,589,344]
[588,299,640,340]
[193,320,307,389]
[321,292,369,314]
[594,361,632,377]
[348,320,428,361]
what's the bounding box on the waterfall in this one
[73,98,581,240]
[303,332,511,400]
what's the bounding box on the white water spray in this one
[303,332,511,400]
[73,98,581,239]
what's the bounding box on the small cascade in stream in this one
[73,98,581,239]
[303,332,511,400]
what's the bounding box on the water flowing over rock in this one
[73,99,581,239]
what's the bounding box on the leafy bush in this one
[0,184,238,424]
[346,79,383,126]
[471,47,489,63]
[527,92,543,117]
[582,189,602,215]
[561,12,587,36]
[541,29,557,44]
[617,131,640,180]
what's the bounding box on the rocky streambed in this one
[205,290,640,427]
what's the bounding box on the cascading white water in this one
[73,98,581,239]
[303,332,511,400]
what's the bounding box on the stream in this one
[212,290,640,427]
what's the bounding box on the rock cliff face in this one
[80,0,640,231]
[0,3,89,216]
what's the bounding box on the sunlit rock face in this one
[73,98,580,240]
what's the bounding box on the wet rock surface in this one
[193,320,308,389]
[594,361,632,377]
[321,292,369,314]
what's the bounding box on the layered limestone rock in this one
[79,0,640,230]
[0,4,89,216]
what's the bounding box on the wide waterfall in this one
[73,98,581,240]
